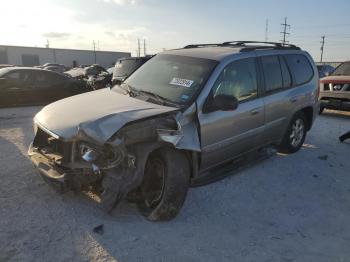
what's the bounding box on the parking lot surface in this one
[1,106,350,262]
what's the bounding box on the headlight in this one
[79,143,124,169]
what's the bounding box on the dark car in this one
[319,61,350,113]
[317,64,334,78]
[0,67,88,107]
[112,56,152,85]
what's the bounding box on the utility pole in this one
[280,17,290,46]
[93,40,97,64]
[320,36,325,63]
[265,19,269,42]
[143,39,146,56]
[46,39,50,48]
[137,39,141,57]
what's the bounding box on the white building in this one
[0,45,131,68]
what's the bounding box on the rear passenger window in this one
[280,56,292,88]
[284,54,313,85]
[261,56,283,93]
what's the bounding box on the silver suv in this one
[28,41,319,221]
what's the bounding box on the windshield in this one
[120,54,217,105]
[332,62,350,75]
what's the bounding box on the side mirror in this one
[213,94,238,111]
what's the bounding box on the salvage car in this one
[28,41,319,221]
[319,61,350,113]
[317,64,334,78]
[0,67,87,107]
[112,56,152,85]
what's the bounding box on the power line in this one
[280,17,291,46]
[320,36,325,62]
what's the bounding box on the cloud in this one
[103,0,138,5]
[41,32,71,38]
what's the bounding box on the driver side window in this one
[213,58,258,102]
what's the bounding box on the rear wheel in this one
[137,147,190,221]
[278,112,307,153]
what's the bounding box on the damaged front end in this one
[28,107,200,211]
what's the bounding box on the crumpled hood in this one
[35,88,177,142]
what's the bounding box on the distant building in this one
[0,45,131,68]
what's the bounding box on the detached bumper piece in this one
[29,147,70,193]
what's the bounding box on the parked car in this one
[0,64,14,69]
[28,41,319,221]
[319,61,350,113]
[0,67,88,107]
[317,64,334,78]
[112,56,152,85]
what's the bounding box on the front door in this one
[198,57,265,171]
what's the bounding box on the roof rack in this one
[183,41,301,51]
[183,43,222,49]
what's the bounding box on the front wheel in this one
[137,147,190,221]
[278,112,307,153]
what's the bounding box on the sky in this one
[0,0,349,61]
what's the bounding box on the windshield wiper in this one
[138,89,180,108]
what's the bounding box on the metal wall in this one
[0,45,131,68]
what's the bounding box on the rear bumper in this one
[28,143,70,192]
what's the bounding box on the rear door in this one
[198,57,265,170]
[261,54,314,144]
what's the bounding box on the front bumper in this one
[320,99,350,111]
[28,143,70,192]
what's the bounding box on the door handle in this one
[289,97,298,103]
[250,108,261,115]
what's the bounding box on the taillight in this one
[316,81,320,99]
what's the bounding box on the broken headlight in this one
[79,143,125,169]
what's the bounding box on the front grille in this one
[33,128,73,163]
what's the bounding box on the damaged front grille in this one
[33,128,74,164]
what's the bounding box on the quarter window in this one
[213,58,258,102]
[284,54,313,85]
[261,56,283,93]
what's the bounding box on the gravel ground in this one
[0,106,350,262]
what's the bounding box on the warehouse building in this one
[0,45,131,68]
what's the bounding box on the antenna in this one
[280,17,291,46]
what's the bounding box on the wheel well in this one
[300,106,313,130]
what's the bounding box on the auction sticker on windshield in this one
[170,77,194,88]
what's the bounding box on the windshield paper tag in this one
[170,77,194,88]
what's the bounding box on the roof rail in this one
[222,41,300,50]
[183,41,300,51]
[183,43,222,49]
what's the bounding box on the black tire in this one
[319,106,324,114]
[137,147,190,221]
[278,112,307,154]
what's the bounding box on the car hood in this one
[34,88,178,142]
[320,75,350,84]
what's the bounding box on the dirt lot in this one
[0,106,350,262]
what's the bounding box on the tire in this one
[319,106,324,114]
[278,112,307,154]
[137,147,190,221]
